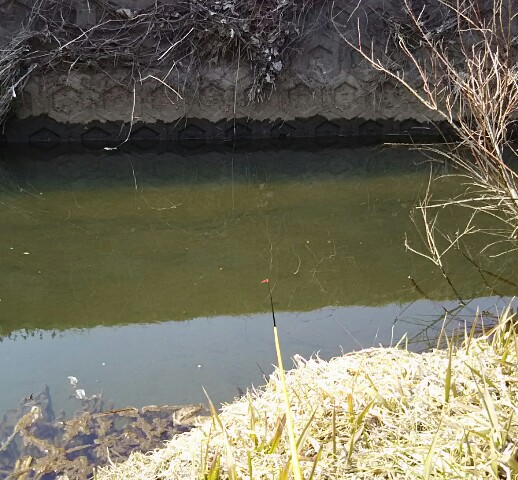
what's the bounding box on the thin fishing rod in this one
[260,277,303,480]
[261,278,277,328]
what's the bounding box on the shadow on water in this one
[0,145,515,330]
[0,143,517,477]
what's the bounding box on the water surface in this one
[0,144,516,415]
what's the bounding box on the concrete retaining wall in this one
[1,0,445,146]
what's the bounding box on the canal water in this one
[0,144,516,418]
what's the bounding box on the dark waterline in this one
[0,144,516,416]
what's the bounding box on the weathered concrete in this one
[1,0,446,145]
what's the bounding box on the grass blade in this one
[247,451,252,479]
[206,449,220,480]
[445,334,454,404]
[332,402,336,458]
[424,419,442,480]
[272,325,303,480]
[308,444,323,480]
[279,460,291,480]
[297,405,319,452]
[355,398,375,427]
[203,387,238,480]
[266,414,286,454]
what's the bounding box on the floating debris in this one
[67,376,78,387]
[74,389,86,400]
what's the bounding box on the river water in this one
[0,143,516,417]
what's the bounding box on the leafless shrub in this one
[334,0,518,262]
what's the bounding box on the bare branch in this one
[334,0,518,260]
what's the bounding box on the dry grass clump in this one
[1,0,319,125]
[98,307,518,479]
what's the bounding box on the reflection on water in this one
[0,144,516,415]
[0,298,510,417]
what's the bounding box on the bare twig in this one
[334,0,518,261]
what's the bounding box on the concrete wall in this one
[1,0,443,146]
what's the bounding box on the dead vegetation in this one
[334,0,518,265]
[0,0,320,125]
[0,384,207,479]
[97,305,518,479]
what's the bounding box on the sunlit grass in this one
[98,305,517,479]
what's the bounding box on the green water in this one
[0,144,516,414]
[1,146,513,336]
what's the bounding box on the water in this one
[0,144,516,417]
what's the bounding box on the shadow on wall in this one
[2,115,449,148]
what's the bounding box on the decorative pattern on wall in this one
[2,0,445,145]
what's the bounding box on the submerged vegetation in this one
[97,306,517,479]
[0,383,207,479]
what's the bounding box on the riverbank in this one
[98,306,517,479]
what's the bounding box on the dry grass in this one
[1,0,319,125]
[97,306,518,479]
